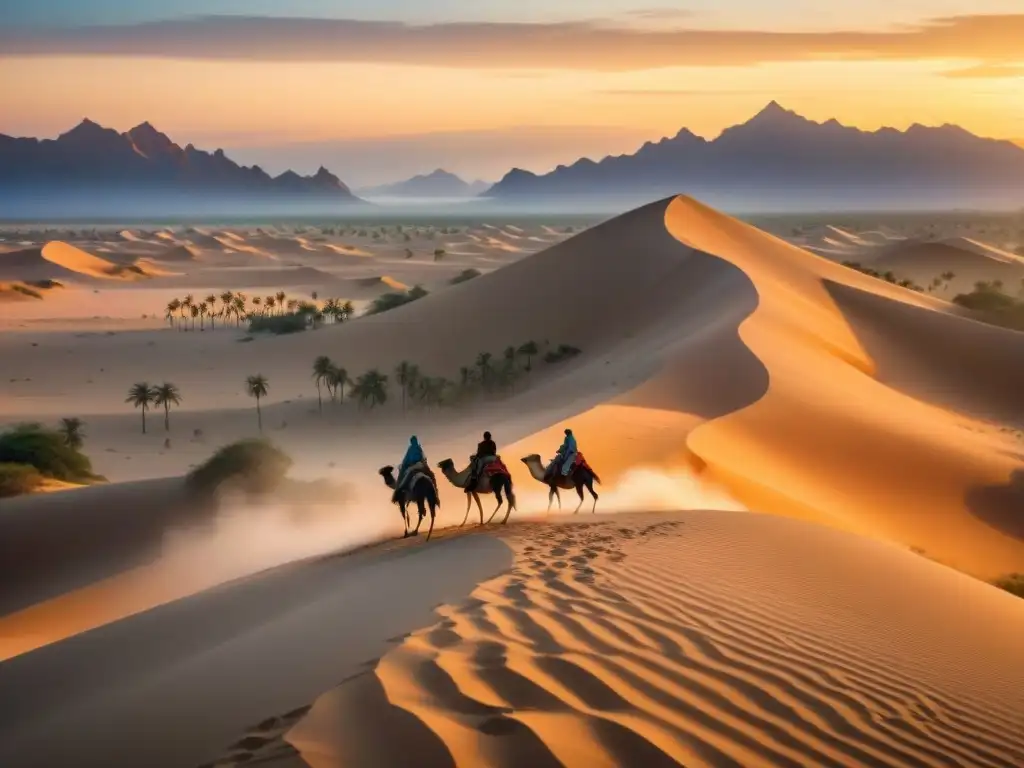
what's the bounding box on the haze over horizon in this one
[1,1,1022,184]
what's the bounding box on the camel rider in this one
[550,428,578,478]
[395,436,432,501]
[466,431,498,494]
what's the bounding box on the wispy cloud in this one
[0,15,1022,71]
[940,63,1024,78]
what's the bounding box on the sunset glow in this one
[1,2,1023,182]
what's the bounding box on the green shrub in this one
[0,423,96,482]
[248,313,307,335]
[366,285,429,315]
[11,284,42,299]
[187,439,293,496]
[0,463,43,497]
[543,344,582,364]
[993,573,1024,599]
[450,268,481,285]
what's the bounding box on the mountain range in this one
[484,102,1024,211]
[357,169,490,198]
[0,119,363,217]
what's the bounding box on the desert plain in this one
[1,198,1024,767]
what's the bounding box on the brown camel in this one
[437,457,517,526]
[379,464,439,540]
[521,454,600,513]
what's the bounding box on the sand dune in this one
[862,239,1024,295]
[290,512,1024,767]
[154,244,201,263]
[357,275,409,291]
[0,241,152,283]
[1,198,1023,767]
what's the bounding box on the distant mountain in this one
[485,102,1024,211]
[0,119,364,217]
[358,169,490,198]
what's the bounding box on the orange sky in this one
[1,9,1022,182]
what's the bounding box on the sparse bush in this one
[450,268,481,285]
[0,423,97,482]
[993,573,1024,599]
[0,463,43,498]
[543,344,582,363]
[186,439,292,496]
[11,284,42,299]
[951,284,1024,330]
[248,312,307,334]
[433,248,446,260]
[366,285,429,315]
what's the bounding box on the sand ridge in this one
[285,511,1024,768]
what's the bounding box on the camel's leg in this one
[573,484,585,514]
[474,493,485,525]
[426,496,437,542]
[411,497,426,535]
[587,480,599,514]
[486,486,503,524]
[459,493,472,527]
[399,501,410,537]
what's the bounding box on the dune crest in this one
[662,196,1024,576]
[289,513,1024,767]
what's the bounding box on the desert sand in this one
[1,198,1023,767]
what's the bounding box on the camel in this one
[521,454,601,513]
[379,464,439,541]
[437,457,517,526]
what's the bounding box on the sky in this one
[1,1,1023,185]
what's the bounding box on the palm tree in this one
[165,299,180,330]
[205,295,218,329]
[189,303,199,331]
[312,356,334,413]
[180,294,192,329]
[321,298,339,323]
[153,382,182,432]
[517,340,539,372]
[126,382,157,434]
[475,351,494,389]
[58,417,85,449]
[199,301,208,330]
[252,296,262,315]
[219,290,234,324]
[246,374,269,431]
[265,296,276,315]
[502,345,518,390]
[394,360,419,411]
[275,291,286,314]
[328,365,349,404]
[352,370,388,409]
[340,300,355,321]
[233,296,246,326]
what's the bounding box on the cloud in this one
[0,14,1022,71]
[941,63,1024,78]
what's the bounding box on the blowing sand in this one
[1,198,1023,767]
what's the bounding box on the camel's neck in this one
[524,458,547,482]
[382,474,396,489]
[442,465,471,488]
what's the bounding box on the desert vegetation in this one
[950,280,1024,330]
[450,269,482,285]
[163,291,354,334]
[307,339,580,413]
[126,381,182,433]
[366,285,429,315]
[0,421,102,497]
[992,573,1024,599]
[185,438,292,497]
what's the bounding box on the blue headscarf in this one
[402,435,424,467]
